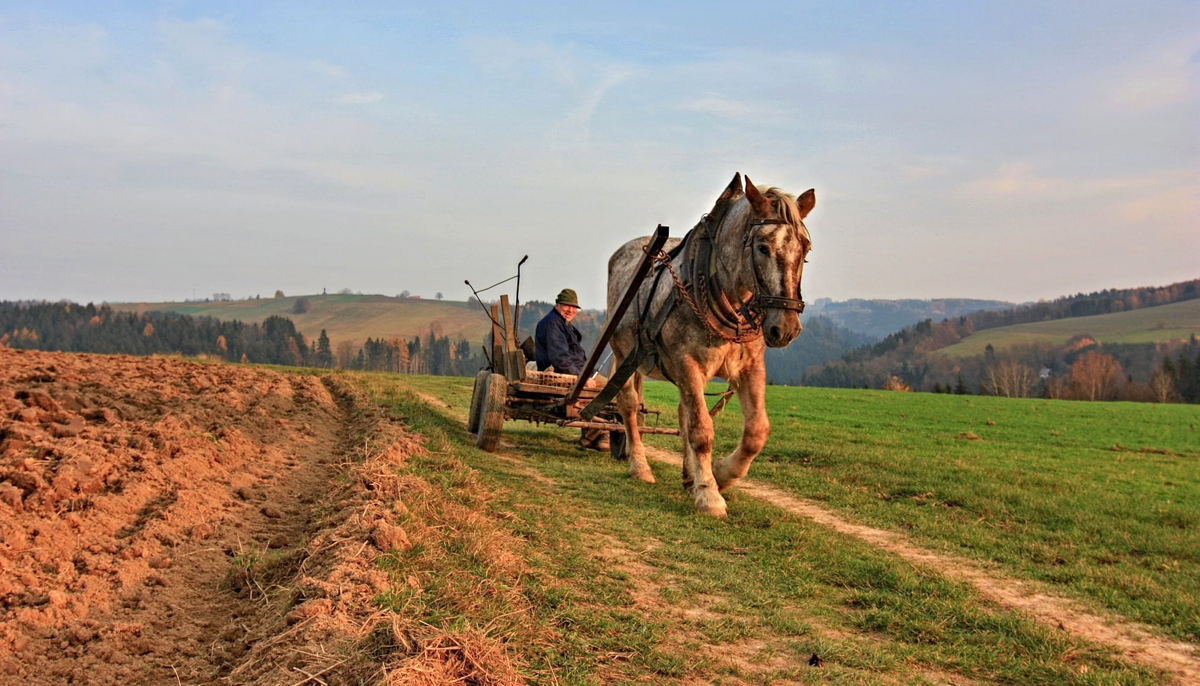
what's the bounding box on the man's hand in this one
[584,376,597,388]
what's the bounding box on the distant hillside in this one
[808,298,1015,338]
[766,316,878,385]
[805,278,1200,398]
[939,299,1200,358]
[112,294,492,346]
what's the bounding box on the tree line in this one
[0,302,487,377]
[803,279,1200,403]
[1,302,312,366]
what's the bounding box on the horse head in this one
[724,175,814,348]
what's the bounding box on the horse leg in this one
[678,366,726,517]
[679,400,694,491]
[713,364,769,491]
[616,370,654,483]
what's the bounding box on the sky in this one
[1,1,1197,309]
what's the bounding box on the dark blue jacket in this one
[535,307,587,375]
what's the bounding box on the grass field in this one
[111,293,491,345]
[938,298,1200,357]
[352,372,1200,683]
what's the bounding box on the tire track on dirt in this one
[641,445,1200,684]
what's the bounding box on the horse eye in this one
[756,244,770,256]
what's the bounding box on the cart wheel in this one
[466,369,490,434]
[609,430,626,461]
[475,373,507,452]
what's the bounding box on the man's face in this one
[556,303,579,323]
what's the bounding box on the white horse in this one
[606,173,814,516]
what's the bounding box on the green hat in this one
[555,288,579,307]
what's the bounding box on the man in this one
[535,288,588,376]
[535,288,608,450]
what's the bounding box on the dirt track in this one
[641,444,1200,684]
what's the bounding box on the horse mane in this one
[752,185,813,249]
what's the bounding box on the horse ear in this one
[709,173,743,216]
[716,173,742,205]
[728,172,743,195]
[743,176,771,216]
[795,189,816,219]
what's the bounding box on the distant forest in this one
[765,316,878,385]
[805,279,1200,403]
[0,302,486,377]
[808,298,1014,338]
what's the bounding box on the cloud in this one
[1105,33,1200,112]
[678,96,777,120]
[333,91,383,105]
[310,60,346,78]
[552,69,630,143]
[462,35,579,86]
[963,162,1172,201]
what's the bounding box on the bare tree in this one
[1150,369,1176,403]
[985,359,1038,398]
[334,340,358,370]
[1070,351,1123,401]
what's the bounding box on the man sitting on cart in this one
[535,288,608,451]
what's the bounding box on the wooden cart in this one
[467,225,679,456]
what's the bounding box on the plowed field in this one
[0,350,500,685]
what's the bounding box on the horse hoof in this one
[712,460,745,491]
[630,465,656,483]
[693,487,727,518]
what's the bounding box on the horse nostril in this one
[769,326,781,341]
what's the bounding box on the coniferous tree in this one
[954,373,968,395]
[316,329,333,369]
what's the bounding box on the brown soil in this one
[0,348,349,684]
[641,445,1200,684]
[0,350,521,685]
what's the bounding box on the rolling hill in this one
[808,297,1015,338]
[111,294,494,345]
[803,278,1200,394]
[938,299,1200,357]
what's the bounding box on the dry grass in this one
[221,376,531,685]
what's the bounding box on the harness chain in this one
[645,244,764,344]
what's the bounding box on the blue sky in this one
[1,1,1197,307]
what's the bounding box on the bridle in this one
[741,218,807,316]
[590,184,812,417]
[649,207,808,345]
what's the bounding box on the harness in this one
[579,182,806,420]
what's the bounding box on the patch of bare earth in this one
[642,444,1200,684]
[0,350,525,685]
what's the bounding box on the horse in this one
[606,173,814,517]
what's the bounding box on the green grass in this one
[938,298,1200,357]
[629,381,1200,644]
[111,293,490,345]
[354,372,1180,684]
